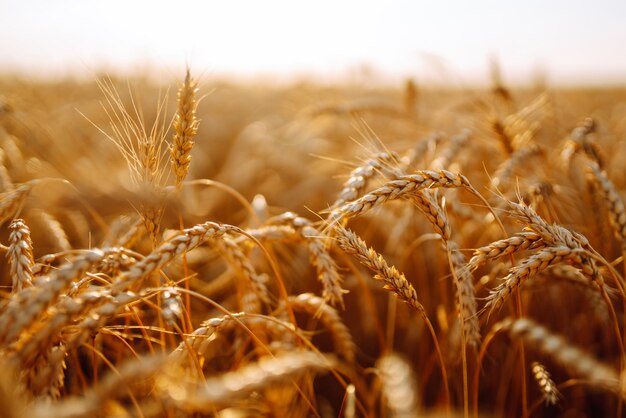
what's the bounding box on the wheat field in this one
[1,71,626,418]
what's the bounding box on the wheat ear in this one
[171,69,199,188]
[7,218,35,292]
[587,160,626,251]
[0,249,112,346]
[0,148,13,193]
[468,231,544,271]
[285,293,355,363]
[496,317,621,394]
[485,246,588,314]
[531,361,560,405]
[330,151,399,210]
[448,242,481,347]
[331,170,476,224]
[160,351,335,410]
[0,180,39,226]
[29,355,166,418]
[112,221,242,292]
[215,237,270,312]
[334,226,424,314]
[377,353,419,418]
[272,212,346,307]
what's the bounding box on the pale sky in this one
[1,0,626,85]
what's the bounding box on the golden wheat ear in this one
[171,69,199,188]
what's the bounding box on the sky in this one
[1,0,626,86]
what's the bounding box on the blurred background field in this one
[2,2,626,418]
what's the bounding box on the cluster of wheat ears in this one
[0,72,625,417]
